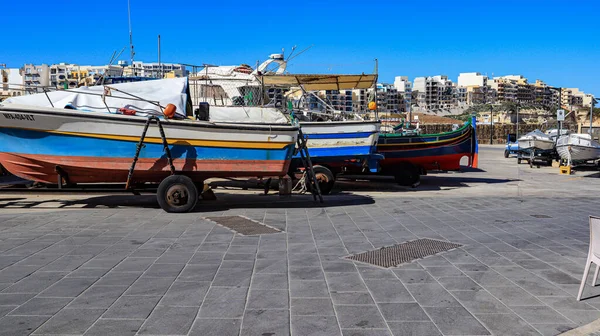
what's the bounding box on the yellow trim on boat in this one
[45,130,292,149]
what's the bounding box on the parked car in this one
[504,133,519,158]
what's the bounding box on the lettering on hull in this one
[3,113,35,121]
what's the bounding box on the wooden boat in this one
[556,134,600,162]
[0,78,298,212]
[375,118,478,185]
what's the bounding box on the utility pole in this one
[490,104,493,145]
[590,95,596,136]
[158,35,161,78]
[128,0,135,75]
[374,58,378,120]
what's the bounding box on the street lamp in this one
[490,104,493,145]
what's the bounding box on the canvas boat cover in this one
[208,106,290,124]
[2,78,189,118]
[518,129,552,141]
[260,74,377,91]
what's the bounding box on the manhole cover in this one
[205,216,281,235]
[345,238,462,268]
[530,214,552,218]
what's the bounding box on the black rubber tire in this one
[394,163,421,186]
[312,165,335,195]
[517,158,522,164]
[157,175,199,213]
[504,150,509,158]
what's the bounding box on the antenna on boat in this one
[286,45,313,63]
[128,0,135,74]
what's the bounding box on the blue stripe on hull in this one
[293,145,374,160]
[0,128,293,161]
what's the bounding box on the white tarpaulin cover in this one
[3,78,189,117]
[208,106,290,124]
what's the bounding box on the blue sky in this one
[2,0,599,95]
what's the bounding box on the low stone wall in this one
[417,123,578,145]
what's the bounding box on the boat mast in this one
[128,0,135,75]
[590,95,596,135]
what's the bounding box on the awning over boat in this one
[259,74,377,90]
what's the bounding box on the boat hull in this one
[556,134,600,162]
[0,105,297,184]
[377,122,476,172]
[294,121,380,163]
[518,139,555,151]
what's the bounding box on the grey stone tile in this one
[143,263,185,277]
[510,306,573,325]
[335,305,387,329]
[188,252,225,264]
[378,303,430,322]
[103,295,162,319]
[241,309,290,336]
[1,272,67,294]
[123,276,175,296]
[67,285,128,309]
[464,271,516,287]
[392,269,435,284]
[111,257,156,272]
[323,262,358,273]
[9,297,71,316]
[177,264,220,282]
[94,271,140,287]
[485,286,545,306]
[387,321,441,336]
[65,267,109,279]
[39,254,94,272]
[423,266,465,278]
[531,323,577,336]
[138,305,197,335]
[0,265,41,283]
[200,287,248,318]
[160,281,210,307]
[189,318,241,336]
[557,308,600,325]
[0,306,16,318]
[327,273,368,292]
[364,280,413,303]
[405,283,461,307]
[291,298,335,316]
[247,289,289,309]
[212,266,253,287]
[331,292,375,305]
[34,308,104,334]
[451,289,512,314]
[538,296,598,310]
[0,293,34,306]
[290,280,329,298]
[356,267,397,280]
[438,276,482,291]
[291,315,342,336]
[0,315,49,336]
[341,329,392,336]
[251,273,288,290]
[83,318,144,336]
[475,313,541,336]
[255,259,288,274]
[423,306,490,335]
[38,277,97,297]
[290,267,326,281]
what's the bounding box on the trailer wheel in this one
[517,158,522,164]
[157,175,198,213]
[394,163,420,186]
[504,150,509,158]
[312,165,335,195]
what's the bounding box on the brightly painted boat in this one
[296,120,380,163]
[556,134,600,162]
[377,119,477,174]
[0,79,298,185]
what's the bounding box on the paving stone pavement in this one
[0,147,599,335]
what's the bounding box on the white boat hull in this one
[518,139,555,151]
[556,134,600,161]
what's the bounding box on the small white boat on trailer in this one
[518,130,555,151]
[556,133,600,162]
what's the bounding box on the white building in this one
[457,72,488,87]
[1,68,23,99]
[125,62,187,78]
[413,75,456,111]
[20,64,50,94]
[393,76,412,112]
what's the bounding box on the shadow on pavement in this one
[0,192,375,212]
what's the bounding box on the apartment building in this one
[125,62,187,78]
[20,64,50,94]
[413,75,456,110]
[457,72,488,87]
[393,76,412,112]
[0,68,23,99]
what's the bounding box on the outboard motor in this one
[195,102,210,121]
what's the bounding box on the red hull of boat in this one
[0,153,290,184]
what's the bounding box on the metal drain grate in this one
[530,214,552,218]
[205,216,281,236]
[345,238,462,268]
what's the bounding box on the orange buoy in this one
[368,101,377,110]
[163,104,176,119]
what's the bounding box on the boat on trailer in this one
[556,133,600,163]
[0,78,298,212]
